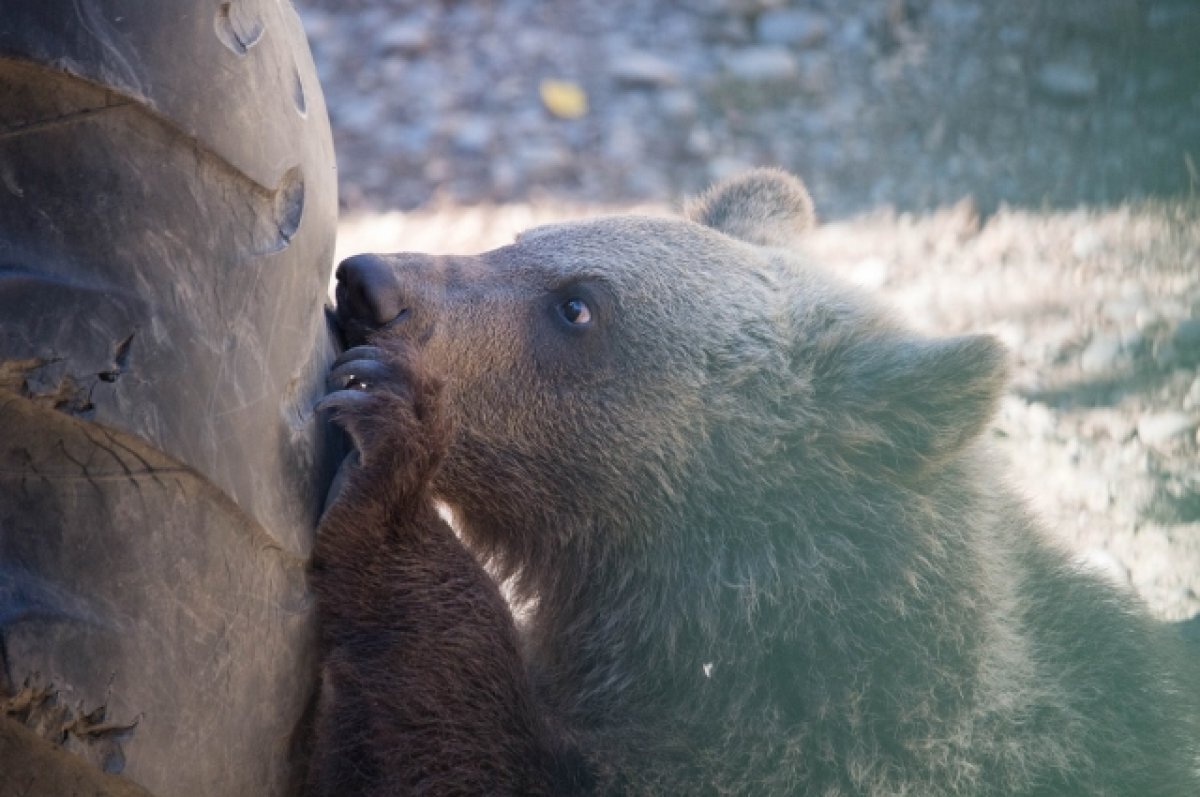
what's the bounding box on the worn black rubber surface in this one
[0,2,337,794]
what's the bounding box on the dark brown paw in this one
[318,345,449,487]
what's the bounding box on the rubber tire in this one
[0,2,337,794]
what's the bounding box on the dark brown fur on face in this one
[311,170,1200,795]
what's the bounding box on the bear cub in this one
[309,170,1199,795]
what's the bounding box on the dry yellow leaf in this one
[539,79,588,120]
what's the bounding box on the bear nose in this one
[334,253,407,328]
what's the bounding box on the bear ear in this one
[834,334,1009,479]
[685,168,815,247]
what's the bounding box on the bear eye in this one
[558,297,592,325]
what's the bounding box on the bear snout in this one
[334,253,410,343]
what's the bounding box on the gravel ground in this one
[296,0,1200,216]
[297,0,1200,620]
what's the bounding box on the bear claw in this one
[315,389,376,415]
[332,345,388,368]
[327,358,393,391]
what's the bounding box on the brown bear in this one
[308,169,1200,795]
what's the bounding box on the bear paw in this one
[318,345,450,493]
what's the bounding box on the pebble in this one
[1071,229,1104,260]
[1024,399,1058,440]
[1147,3,1200,31]
[514,140,573,181]
[1153,339,1180,369]
[1184,376,1200,411]
[334,96,387,135]
[755,9,829,48]
[1136,411,1198,447]
[797,52,834,95]
[1036,62,1100,100]
[1171,318,1200,365]
[1135,306,1163,332]
[1080,334,1123,374]
[723,47,798,83]
[610,52,682,88]
[605,119,644,159]
[659,89,698,121]
[447,115,493,155]
[720,0,789,15]
[378,20,430,55]
[1081,476,1113,513]
[686,127,715,157]
[1079,409,1134,442]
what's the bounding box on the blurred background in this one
[294,0,1199,621]
[296,0,1198,215]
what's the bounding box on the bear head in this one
[332,169,1009,599]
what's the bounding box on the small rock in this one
[335,96,386,135]
[1136,411,1198,447]
[515,140,573,181]
[1171,318,1200,365]
[1153,339,1180,369]
[686,127,715,157]
[448,115,492,155]
[702,14,754,44]
[1079,409,1134,442]
[1071,228,1103,260]
[723,47,798,83]
[1036,62,1100,100]
[611,52,682,88]
[1183,376,1200,411]
[836,18,869,50]
[378,20,430,55]
[1081,476,1112,513]
[1135,306,1163,332]
[718,0,788,14]
[797,52,834,95]
[1080,334,1123,374]
[659,89,698,121]
[1025,400,1057,440]
[998,25,1028,47]
[848,257,889,290]
[755,9,829,47]
[605,119,643,160]
[1148,3,1200,31]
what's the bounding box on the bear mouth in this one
[327,303,375,349]
[328,302,411,349]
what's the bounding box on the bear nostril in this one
[336,253,407,328]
